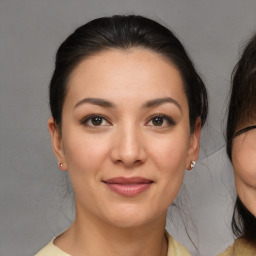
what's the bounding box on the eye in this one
[81,115,111,127]
[146,114,176,127]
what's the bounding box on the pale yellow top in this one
[35,232,191,256]
[218,238,256,256]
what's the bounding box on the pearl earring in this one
[190,161,196,169]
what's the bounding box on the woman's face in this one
[49,48,200,228]
[232,125,256,216]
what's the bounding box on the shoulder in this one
[35,239,71,256]
[166,232,191,256]
[218,238,256,256]
[37,233,191,256]
[218,244,233,256]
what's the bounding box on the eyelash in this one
[146,114,176,127]
[80,114,176,128]
[81,114,111,127]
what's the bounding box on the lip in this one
[103,177,153,197]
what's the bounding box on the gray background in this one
[1,0,256,255]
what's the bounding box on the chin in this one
[109,216,152,229]
[103,204,163,229]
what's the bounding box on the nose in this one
[110,125,147,167]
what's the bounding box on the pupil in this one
[153,117,163,126]
[92,117,102,126]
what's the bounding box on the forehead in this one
[65,48,187,108]
[234,125,256,138]
[235,117,256,134]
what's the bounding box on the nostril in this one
[134,159,143,165]
[114,158,142,166]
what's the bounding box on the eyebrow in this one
[73,97,182,111]
[142,97,182,112]
[74,98,115,109]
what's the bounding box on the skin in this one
[48,48,201,256]
[232,126,256,217]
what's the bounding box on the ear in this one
[48,117,67,171]
[186,118,201,171]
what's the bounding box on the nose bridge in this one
[111,121,146,166]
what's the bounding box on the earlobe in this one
[186,118,201,170]
[48,117,67,171]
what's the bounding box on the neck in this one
[55,204,168,256]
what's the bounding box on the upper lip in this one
[103,177,153,184]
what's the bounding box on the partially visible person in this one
[219,33,256,256]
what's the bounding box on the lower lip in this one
[105,183,152,196]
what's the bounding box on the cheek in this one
[152,142,187,210]
[233,149,256,187]
[146,131,189,203]
[232,134,256,188]
[61,132,112,207]
[62,131,111,175]
[148,131,190,172]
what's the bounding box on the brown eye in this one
[146,114,176,127]
[152,117,164,126]
[91,117,103,126]
[81,115,111,127]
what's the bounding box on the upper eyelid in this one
[146,114,176,125]
[81,114,111,125]
[149,113,174,119]
[80,113,175,125]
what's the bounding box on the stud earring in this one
[190,161,196,169]
[59,163,63,167]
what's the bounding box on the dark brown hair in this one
[49,15,208,131]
